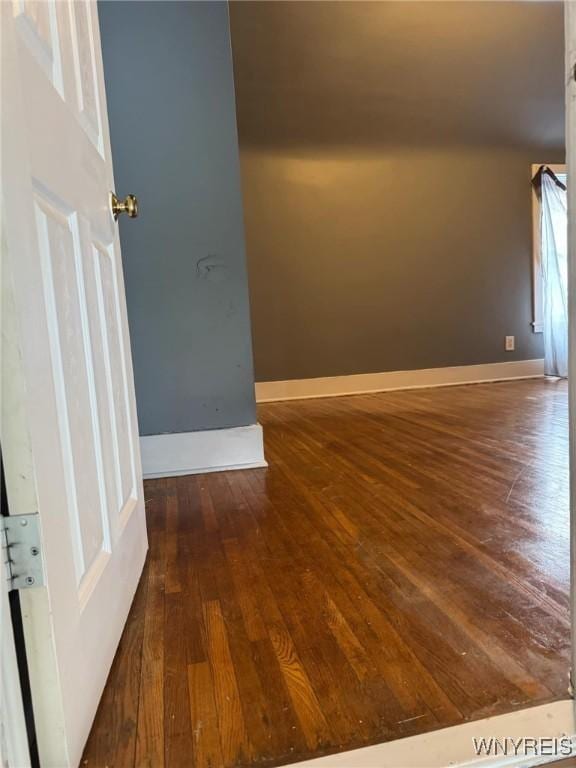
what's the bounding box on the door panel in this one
[1,1,148,764]
[34,190,108,586]
[13,0,64,96]
[68,0,103,153]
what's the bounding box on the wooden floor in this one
[83,379,570,768]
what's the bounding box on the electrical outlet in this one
[505,335,515,351]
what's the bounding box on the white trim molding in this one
[140,424,267,479]
[292,699,575,768]
[256,359,545,403]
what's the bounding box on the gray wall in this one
[99,1,256,435]
[230,1,565,382]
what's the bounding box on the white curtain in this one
[541,172,568,378]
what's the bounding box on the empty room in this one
[1,2,574,768]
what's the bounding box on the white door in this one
[1,1,148,766]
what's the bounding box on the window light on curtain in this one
[539,169,568,378]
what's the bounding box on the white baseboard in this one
[291,699,575,768]
[140,424,267,479]
[255,359,545,403]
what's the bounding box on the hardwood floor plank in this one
[188,662,224,768]
[164,592,194,767]
[135,525,166,767]
[165,494,182,596]
[203,599,250,765]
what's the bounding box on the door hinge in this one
[1,513,44,591]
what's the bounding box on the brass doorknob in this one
[110,192,138,221]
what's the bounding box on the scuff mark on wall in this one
[196,255,229,282]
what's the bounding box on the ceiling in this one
[229,1,565,149]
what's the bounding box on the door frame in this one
[1,165,38,768]
[0,589,30,768]
[0,545,30,768]
[567,0,576,714]
[0,151,29,765]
